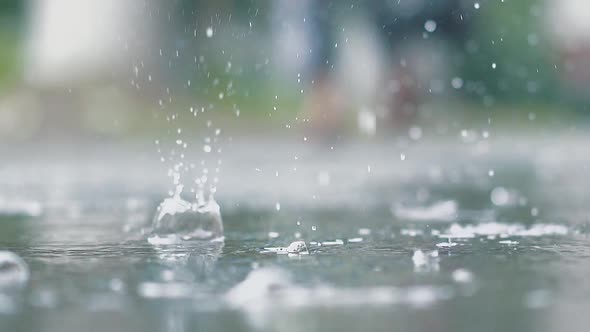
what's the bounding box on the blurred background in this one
[1,0,589,143]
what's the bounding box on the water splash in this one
[149,181,223,244]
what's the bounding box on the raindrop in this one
[424,20,437,33]
[451,77,464,89]
[206,27,213,38]
[491,187,510,206]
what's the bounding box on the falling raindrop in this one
[424,20,437,33]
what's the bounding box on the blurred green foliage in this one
[0,0,23,88]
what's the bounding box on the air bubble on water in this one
[474,3,480,9]
[311,226,317,231]
[400,153,406,161]
[0,251,29,289]
[492,62,497,69]
[488,169,495,177]
[203,145,212,153]
[206,27,213,38]
[261,241,309,256]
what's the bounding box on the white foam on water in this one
[439,222,568,239]
[412,250,439,272]
[226,267,456,319]
[262,241,309,255]
[393,200,458,222]
[347,237,363,243]
[436,241,458,248]
[321,239,344,246]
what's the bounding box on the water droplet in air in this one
[206,27,213,38]
[491,187,510,206]
[424,20,437,33]
[451,77,463,89]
